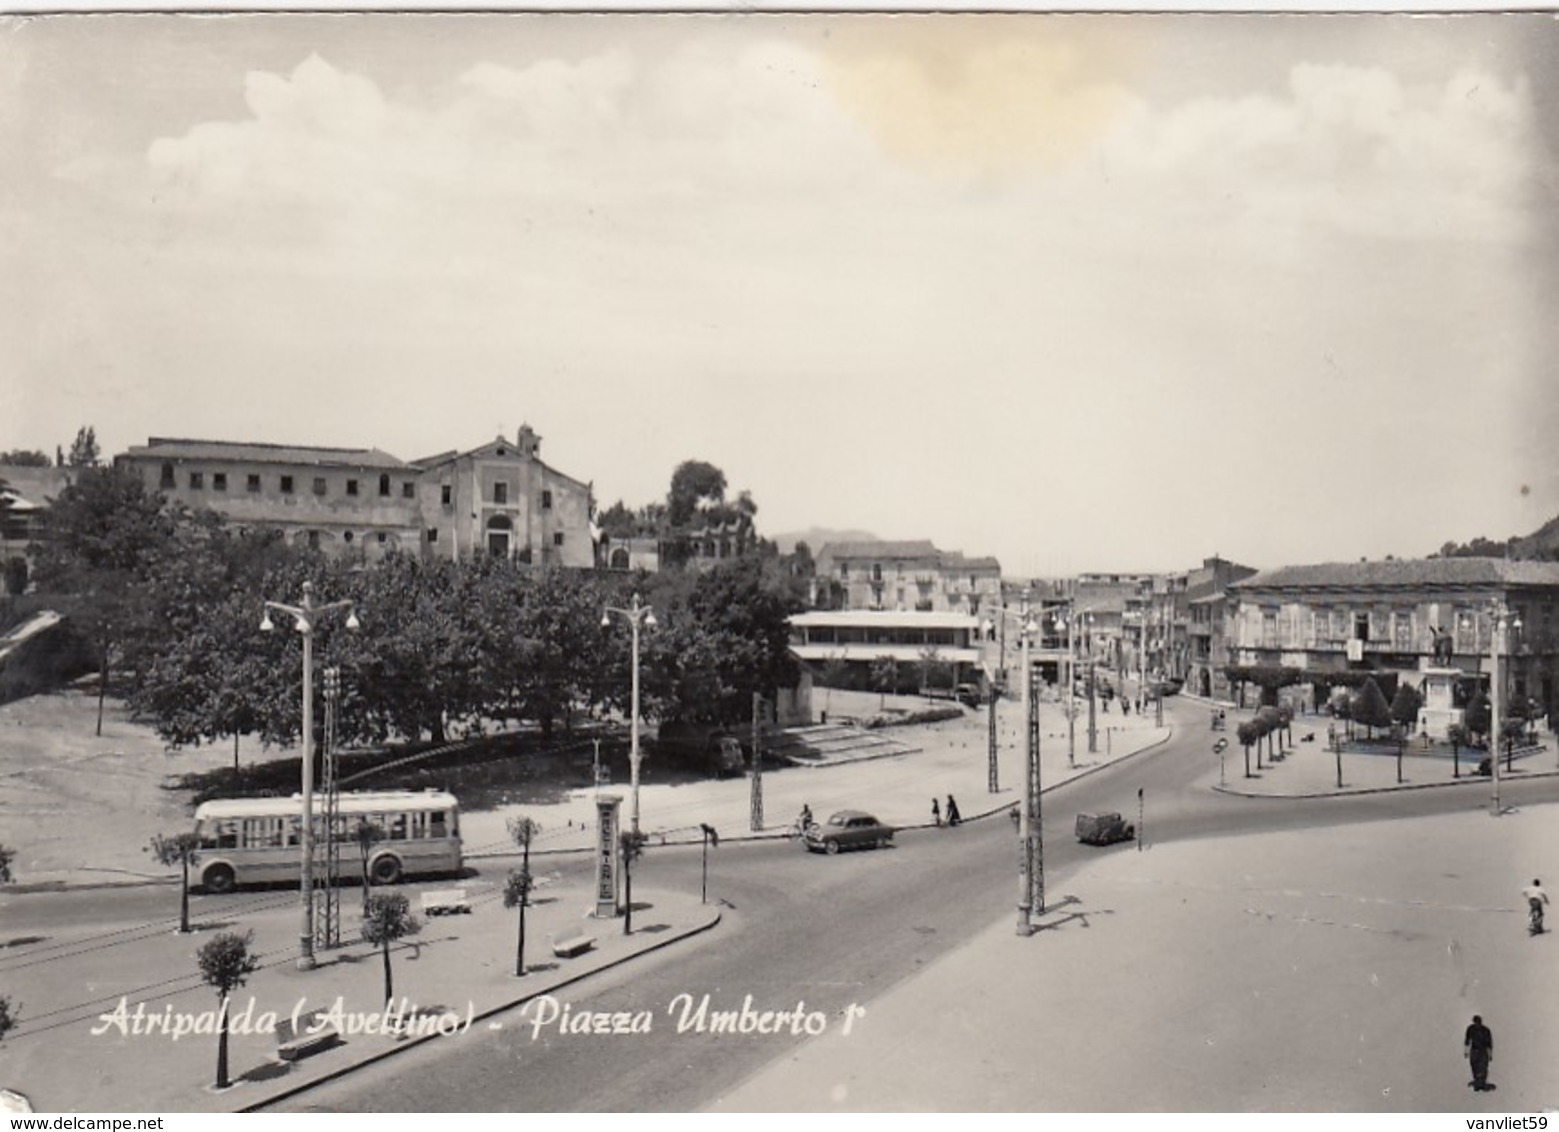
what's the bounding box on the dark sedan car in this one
[804,810,895,855]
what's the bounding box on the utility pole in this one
[750,692,765,832]
[987,688,999,793]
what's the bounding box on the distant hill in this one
[1434,512,1559,561]
[769,528,878,556]
[1514,513,1559,560]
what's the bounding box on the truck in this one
[1074,811,1135,846]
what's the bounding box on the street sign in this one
[1213,738,1228,753]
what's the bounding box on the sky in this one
[4,11,1558,577]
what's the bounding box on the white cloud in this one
[1092,62,1536,247]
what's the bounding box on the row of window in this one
[439,483,552,508]
[841,564,993,586]
[198,809,454,851]
[162,465,417,500]
[424,528,565,547]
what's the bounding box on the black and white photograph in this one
[2,6,1557,1115]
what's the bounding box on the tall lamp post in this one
[1487,601,1521,818]
[261,581,359,971]
[602,593,656,834]
[1085,611,1098,754]
[1055,602,1089,769]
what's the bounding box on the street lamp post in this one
[1055,601,1084,769]
[602,593,656,835]
[1015,589,1042,935]
[1086,612,1098,754]
[1488,601,1521,818]
[261,581,359,971]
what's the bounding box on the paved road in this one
[263,699,1559,1112]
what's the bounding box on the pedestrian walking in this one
[945,794,961,827]
[1464,1015,1494,1092]
[931,798,941,827]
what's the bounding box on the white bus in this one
[190,789,462,894]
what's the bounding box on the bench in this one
[552,933,596,959]
[419,888,471,916]
[276,1009,341,1062]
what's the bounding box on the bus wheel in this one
[370,855,403,886]
[202,864,236,894]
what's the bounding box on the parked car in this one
[1075,811,1135,846]
[804,810,895,854]
[954,683,982,707]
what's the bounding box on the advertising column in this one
[594,795,623,919]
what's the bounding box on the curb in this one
[1211,766,1559,800]
[239,897,723,1112]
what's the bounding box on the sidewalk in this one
[1184,698,1559,799]
[0,882,717,1113]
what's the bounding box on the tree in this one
[871,655,899,710]
[618,829,647,935]
[639,556,802,728]
[918,647,950,699]
[502,816,541,977]
[1390,682,1423,751]
[0,449,50,466]
[148,832,200,933]
[667,461,727,528]
[1351,678,1393,740]
[33,465,175,735]
[353,819,386,913]
[1236,720,1258,778]
[66,426,100,468]
[196,931,259,1090]
[347,555,481,745]
[362,892,420,1007]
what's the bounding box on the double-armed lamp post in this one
[1485,601,1521,818]
[602,593,656,835]
[261,581,359,971]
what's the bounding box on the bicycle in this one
[786,820,819,842]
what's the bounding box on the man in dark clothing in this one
[1464,1015,1494,1091]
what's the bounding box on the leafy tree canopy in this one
[0,449,50,466]
[66,426,100,468]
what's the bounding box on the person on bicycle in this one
[799,803,813,832]
[1524,878,1549,933]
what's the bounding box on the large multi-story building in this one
[811,540,1001,615]
[1181,556,1259,699]
[1228,557,1559,720]
[115,425,594,567]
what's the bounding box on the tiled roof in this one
[122,438,409,471]
[1232,557,1559,591]
[0,465,72,504]
[818,540,940,561]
